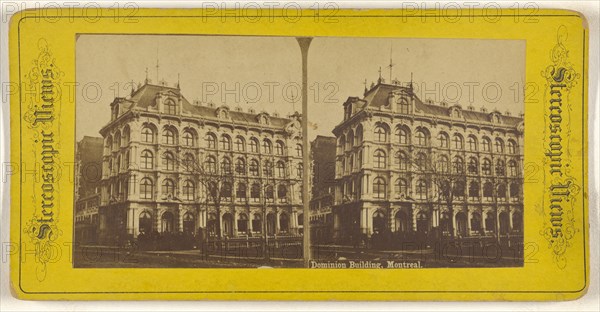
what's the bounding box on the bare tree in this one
[172,151,234,240]
[411,150,467,240]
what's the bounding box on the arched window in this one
[252,213,262,232]
[453,134,464,149]
[296,144,303,157]
[508,160,518,176]
[512,212,522,233]
[220,134,231,150]
[235,136,245,152]
[471,212,482,232]
[482,158,492,175]
[416,179,428,199]
[415,153,428,170]
[275,141,285,155]
[183,212,195,234]
[277,184,287,201]
[373,177,387,199]
[437,155,449,172]
[373,149,386,169]
[263,160,273,177]
[162,179,175,196]
[510,183,520,200]
[452,156,464,174]
[346,131,354,150]
[495,138,504,153]
[139,211,152,234]
[114,132,121,150]
[374,125,387,142]
[415,129,429,146]
[221,182,232,201]
[438,132,449,148]
[263,139,272,154]
[485,211,496,232]
[395,127,409,144]
[467,135,477,151]
[221,157,232,174]
[204,156,217,173]
[265,185,274,202]
[205,133,217,149]
[183,153,195,172]
[397,98,410,114]
[162,128,176,145]
[236,183,247,201]
[182,180,195,200]
[468,157,478,174]
[235,158,246,175]
[508,140,517,154]
[140,178,153,199]
[164,99,176,114]
[373,210,386,232]
[497,184,507,202]
[280,213,290,233]
[395,178,408,196]
[249,159,259,176]
[469,182,480,199]
[181,130,194,147]
[355,124,363,145]
[237,213,249,233]
[481,137,491,152]
[249,137,259,153]
[140,150,153,169]
[250,183,261,202]
[162,152,175,171]
[496,160,506,176]
[483,182,493,200]
[141,126,154,143]
[396,151,409,170]
[276,161,286,178]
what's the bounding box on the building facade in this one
[97,81,304,245]
[309,136,336,243]
[331,81,524,244]
[74,136,104,244]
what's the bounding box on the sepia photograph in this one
[307,38,526,268]
[73,35,525,269]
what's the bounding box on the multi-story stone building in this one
[97,81,304,244]
[331,80,524,244]
[309,135,336,243]
[74,136,103,244]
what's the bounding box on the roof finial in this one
[156,46,160,83]
[410,72,414,91]
[176,73,180,90]
[130,79,135,95]
[378,66,383,84]
[363,78,368,95]
[388,44,395,83]
[144,67,149,84]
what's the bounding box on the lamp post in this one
[296,37,312,268]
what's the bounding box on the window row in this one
[370,177,521,201]
[138,178,291,203]
[138,124,303,156]
[136,151,303,178]
[338,123,519,154]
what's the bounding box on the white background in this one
[0,1,598,311]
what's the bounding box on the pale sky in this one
[76,35,525,141]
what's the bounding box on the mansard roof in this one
[356,82,523,127]
[124,83,297,128]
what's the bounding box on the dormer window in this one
[490,112,502,124]
[397,98,409,114]
[257,113,269,125]
[450,106,461,118]
[164,99,176,115]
